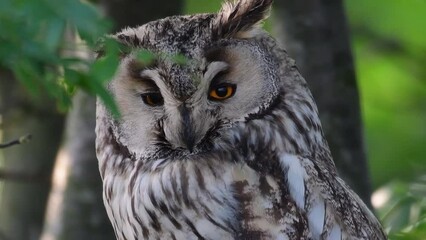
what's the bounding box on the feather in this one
[212,0,273,39]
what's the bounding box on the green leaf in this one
[90,41,121,83]
[136,49,156,65]
[88,79,120,118]
[44,19,66,51]
[171,53,189,66]
[12,60,42,97]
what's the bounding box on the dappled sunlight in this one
[372,180,426,236]
[372,186,392,209]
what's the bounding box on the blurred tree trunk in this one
[272,0,372,207]
[41,0,183,239]
[41,92,113,240]
[0,70,64,240]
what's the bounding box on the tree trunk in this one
[272,0,372,206]
[41,1,184,239]
[0,70,64,240]
[41,92,113,240]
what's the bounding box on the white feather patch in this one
[308,196,325,239]
[279,154,306,209]
[328,224,342,240]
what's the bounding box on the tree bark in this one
[41,1,184,239]
[41,92,113,240]
[272,0,372,206]
[0,70,64,240]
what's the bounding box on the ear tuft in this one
[114,28,144,47]
[212,0,273,39]
[95,33,135,60]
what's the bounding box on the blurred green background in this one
[345,0,426,235]
[347,0,426,188]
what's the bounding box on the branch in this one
[0,134,32,149]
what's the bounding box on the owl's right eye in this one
[141,92,164,107]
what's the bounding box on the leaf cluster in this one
[0,0,119,115]
[376,178,426,239]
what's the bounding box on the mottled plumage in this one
[95,0,387,239]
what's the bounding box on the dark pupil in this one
[215,86,228,97]
[149,94,162,104]
[143,93,163,106]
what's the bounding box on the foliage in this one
[0,0,120,115]
[374,178,426,239]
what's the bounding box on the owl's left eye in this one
[209,83,236,101]
[141,92,164,107]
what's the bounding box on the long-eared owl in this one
[95,0,387,239]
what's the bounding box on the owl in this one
[95,0,387,239]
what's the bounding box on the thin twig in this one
[0,134,32,149]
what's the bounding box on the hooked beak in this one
[179,104,196,152]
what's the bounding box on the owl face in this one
[108,1,283,157]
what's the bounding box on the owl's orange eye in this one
[141,92,164,106]
[209,83,236,101]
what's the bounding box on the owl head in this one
[99,0,320,160]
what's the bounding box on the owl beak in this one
[179,104,196,152]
